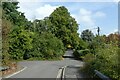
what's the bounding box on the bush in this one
[83,44,119,79]
[2,19,12,66]
[77,39,89,50]
[82,53,95,77]
[73,49,90,59]
[9,26,33,60]
[30,32,65,59]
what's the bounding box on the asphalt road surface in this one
[10,50,84,78]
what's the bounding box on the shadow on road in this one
[62,49,83,61]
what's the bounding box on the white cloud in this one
[94,11,106,18]
[18,1,59,21]
[72,8,95,27]
[113,0,120,2]
[72,8,106,27]
[71,8,106,35]
[113,29,118,33]
[18,0,60,20]
[79,8,92,15]
[17,4,32,20]
[105,29,118,36]
[36,4,59,20]
[17,1,44,21]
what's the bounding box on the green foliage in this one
[2,3,119,80]
[9,27,33,60]
[77,39,89,50]
[88,35,107,54]
[49,6,79,48]
[80,34,119,79]
[31,6,80,49]
[73,49,90,59]
[2,2,30,28]
[81,29,94,42]
[70,33,81,49]
[83,44,119,79]
[82,53,95,76]
[94,45,118,79]
[2,19,12,66]
[30,32,65,59]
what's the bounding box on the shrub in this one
[83,53,95,76]
[31,32,65,59]
[93,45,119,79]
[73,49,90,59]
[77,39,89,50]
[83,44,119,79]
[9,26,33,60]
[2,19,12,66]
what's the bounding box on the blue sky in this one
[17,0,118,36]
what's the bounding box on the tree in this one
[34,17,51,33]
[106,33,119,46]
[48,6,79,48]
[2,2,29,28]
[2,2,34,61]
[81,29,94,42]
[9,27,33,60]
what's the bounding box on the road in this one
[10,50,84,78]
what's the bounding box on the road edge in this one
[4,66,27,78]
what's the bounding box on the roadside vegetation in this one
[1,2,119,79]
[73,29,119,79]
[2,2,80,64]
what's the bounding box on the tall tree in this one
[48,6,79,48]
[2,2,29,28]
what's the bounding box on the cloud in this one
[18,1,59,21]
[79,8,95,26]
[71,8,94,28]
[94,11,106,18]
[113,29,118,33]
[17,4,35,20]
[17,1,44,21]
[113,0,120,2]
[36,4,59,20]
[79,8,92,15]
[105,29,118,36]
[71,8,106,35]
[72,8,106,27]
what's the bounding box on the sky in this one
[17,0,119,36]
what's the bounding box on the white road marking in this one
[4,67,27,78]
